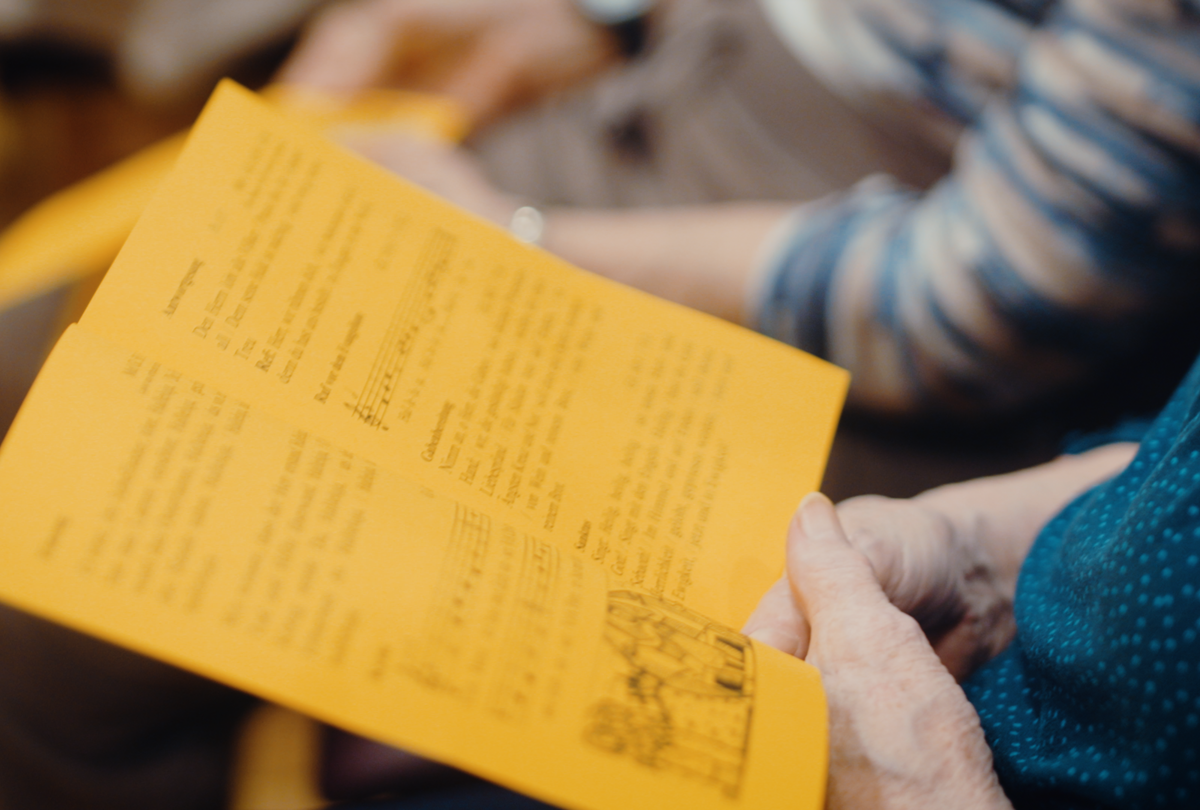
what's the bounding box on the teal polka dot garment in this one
[966,357,1200,808]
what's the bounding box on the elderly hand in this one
[744,493,1015,680]
[279,0,622,126]
[744,443,1138,681]
[755,494,1013,810]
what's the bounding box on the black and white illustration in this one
[585,590,755,798]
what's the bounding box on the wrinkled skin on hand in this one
[745,493,1016,681]
[745,444,1139,686]
[748,494,1013,810]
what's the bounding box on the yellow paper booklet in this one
[0,82,846,810]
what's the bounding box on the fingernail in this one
[798,491,834,534]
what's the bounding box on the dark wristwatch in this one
[572,0,657,57]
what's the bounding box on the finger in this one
[280,0,409,90]
[433,45,519,125]
[786,492,892,628]
[742,576,810,657]
[929,589,1016,681]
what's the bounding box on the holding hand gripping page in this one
[0,83,845,810]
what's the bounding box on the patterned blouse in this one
[754,0,1200,415]
[966,348,1200,808]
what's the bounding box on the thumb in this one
[787,493,892,630]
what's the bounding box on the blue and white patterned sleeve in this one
[755,0,1200,415]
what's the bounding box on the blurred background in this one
[0,1,319,441]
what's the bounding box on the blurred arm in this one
[541,203,794,326]
[279,0,672,125]
[754,1,1200,415]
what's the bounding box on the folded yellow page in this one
[0,82,846,810]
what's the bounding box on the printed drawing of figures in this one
[583,590,755,798]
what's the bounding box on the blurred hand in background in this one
[280,0,624,127]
